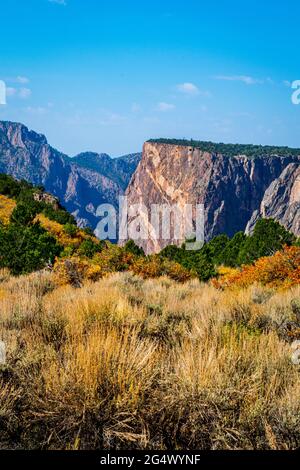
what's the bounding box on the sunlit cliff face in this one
[125,142,300,254]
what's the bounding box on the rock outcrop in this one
[246,163,300,236]
[125,142,300,254]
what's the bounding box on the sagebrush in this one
[0,270,300,450]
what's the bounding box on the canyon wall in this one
[125,142,300,253]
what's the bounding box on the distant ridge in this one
[148,138,300,159]
[72,152,141,191]
[0,120,141,230]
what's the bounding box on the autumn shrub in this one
[213,245,300,290]
[0,195,16,225]
[54,257,103,287]
[93,243,135,273]
[131,255,193,281]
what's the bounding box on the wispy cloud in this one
[48,0,67,5]
[176,82,211,97]
[176,82,199,95]
[15,76,30,84]
[6,87,32,99]
[214,75,264,85]
[157,102,175,112]
[4,76,30,84]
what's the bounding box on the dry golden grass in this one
[0,271,300,450]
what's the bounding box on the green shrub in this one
[78,239,102,258]
[0,223,62,275]
[63,223,78,238]
[124,240,145,257]
[10,201,39,226]
[238,219,295,265]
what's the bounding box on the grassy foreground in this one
[1,269,300,450]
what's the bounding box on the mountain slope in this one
[125,141,300,254]
[0,121,141,230]
[72,151,141,190]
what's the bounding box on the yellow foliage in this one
[36,214,83,247]
[131,256,193,282]
[36,214,99,249]
[217,265,240,277]
[54,244,193,287]
[0,195,16,225]
[54,256,103,286]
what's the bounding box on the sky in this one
[0,0,300,157]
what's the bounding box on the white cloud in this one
[157,102,175,112]
[214,75,264,85]
[48,0,67,5]
[176,82,199,95]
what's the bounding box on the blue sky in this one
[0,0,299,156]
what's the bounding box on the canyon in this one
[0,121,299,253]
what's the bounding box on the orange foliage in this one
[213,245,300,290]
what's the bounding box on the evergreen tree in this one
[237,219,295,265]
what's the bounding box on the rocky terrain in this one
[246,163,300,236]
[1,122,300,251]
[125,141,300,253]
[0,121,141,229]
